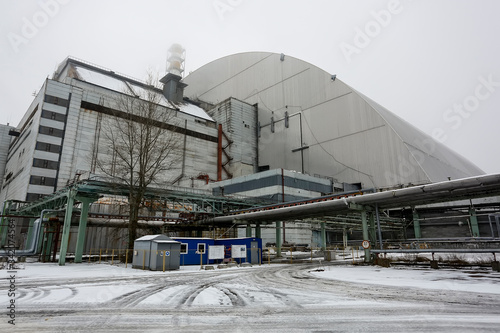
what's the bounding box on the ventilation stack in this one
[166,43,185,77]
[161,43,187,103]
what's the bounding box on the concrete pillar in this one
[320,222,326,251]
[255,224,262,239]
[74,198,92,263]
[469,208,480,237]
[413,210,421,239]
[361,210,371,263]
[275,221,282,257]
[58,190,76,266]
[246,224,252,237]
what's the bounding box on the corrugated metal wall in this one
[209,97,258,178]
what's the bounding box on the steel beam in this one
[413,209,421,239]
[275,221,282,257]
[361,210,371,262]
[368,212,377,245]
[321,222,326,251]
[25,218,36,248]
[469,208,480,237]
[246,224,252,237]
[255,223,261,238]
[58,189,76,266]
[74,197,92,263]
[375,204,383,250]
[0,201,11,247]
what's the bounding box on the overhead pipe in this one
[0,209,63,256]
[87,218,168,227]
[208,174,500,224]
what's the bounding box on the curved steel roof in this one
[184,52,483,188]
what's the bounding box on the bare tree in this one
[96,73,181,249]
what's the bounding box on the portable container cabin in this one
[172,237,262,265]
[171,237,215,266]
[132,235,181,271]
[215,237,262,265]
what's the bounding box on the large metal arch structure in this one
[183,52,484,189]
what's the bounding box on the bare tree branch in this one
[94,72,182,248]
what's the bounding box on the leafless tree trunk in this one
[96,73,181,249]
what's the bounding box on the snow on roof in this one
[74,65,131,93]
[72,64,213,122]
[176,101,213,121]
[136,234,171,241]
[171,237,214,240]
[153,240,180,244]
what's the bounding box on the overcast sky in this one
[1,0,499,174]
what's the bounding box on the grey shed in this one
[132,235,181,271]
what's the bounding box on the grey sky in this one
[1,0,499,174]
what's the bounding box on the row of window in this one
[39,125,64,138]
[44,94,69,108]
[29,175,56,186]
[26,193,46,202]
[41,109,67,122]
[32,158,58,170]
[35,141,61,153]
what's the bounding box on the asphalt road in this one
[5,263,500,332]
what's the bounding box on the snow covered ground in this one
[2,260,500,332]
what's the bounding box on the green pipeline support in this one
[275,221,282,257]
[25,218,36,248]
[361,209,371,263]
[255,223,261,239]
[0,200,12,247]
[321,222,326,251]
[74,198,93,263]
[413,209,421,239]
[469,207,480,237]
[58,189,76,266]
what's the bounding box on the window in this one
[26,193,46,202]
[180,243,188,254]
[29,175,56,186]
[33,158,58,170]
[35,141,61,153]
[41,110,67,122]
[197,243,206,254]
[44,95,69,108]
[39,125,64,138]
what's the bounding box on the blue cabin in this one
[172,237,262,265]
[215,237,262,265]
[171,237,215,266]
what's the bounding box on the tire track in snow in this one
[58,286,79,302]
[178,283,212,307]
[217,285,247,306]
